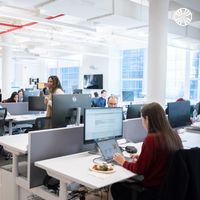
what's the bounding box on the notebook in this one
[96,138,122,163]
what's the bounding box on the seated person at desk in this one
[111,102,183,200]
[2,92,18,103]
[108,95,125,120]
[44,75,64,117]
[18,89,24,102]
[107,95,118,107]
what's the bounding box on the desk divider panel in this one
[28,126,93,188]
[0,102,29,115]
[0,102,40,115]
[123,118,147,143]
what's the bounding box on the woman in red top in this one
[111,102,183,200]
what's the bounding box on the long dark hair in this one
[8,92,18,102]
[141,102,183,152]
[48,75,63,93]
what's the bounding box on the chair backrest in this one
[0,108,7,136]
[159,148,200,200]
[34,117,52,130]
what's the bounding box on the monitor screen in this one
[84,107,123,144]
[28,96,46,111]
[126,104,143,119]
[167,101,191,128]
[83,74,103,89]
[73,89,82,94]
[122,91,134,102]
[23,89,40,102]
[52,94,91,128]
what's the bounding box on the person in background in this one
[111,102,183,200]
[96,89,107,107]
[107,95,125,120]
[2,92,19,103]
[18,89,24,102]
[107,95,118,107]
[91,91,99,107]
[44,75,64,117]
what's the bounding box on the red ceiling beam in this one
[0,13,65,35]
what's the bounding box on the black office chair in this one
[0,108,7,136]
[33,117,52,130]
[159,148,200,200]
[130,148,200,200]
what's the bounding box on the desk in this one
[35,152,135,200]
[0,134,28,200]
[6,113,46,135]
[179,131,200,149]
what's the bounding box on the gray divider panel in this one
[0,102,29,115]
[123,118,147,143]
[28,126,93,188]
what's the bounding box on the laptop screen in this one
[97,139,122,162]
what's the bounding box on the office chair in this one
[33,117,52,130]
[159,148,200,200]
[127,148,200,200]
[0,108,7,136]
[0,108,12,160]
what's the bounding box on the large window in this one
[121,49,145,101]
[190,51,200,102]
[48,59,80,94]
[166,47,186,102]
[166,47,200,104]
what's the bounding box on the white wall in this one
[14,58,48,89]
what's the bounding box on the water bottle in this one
[193,109,198,122]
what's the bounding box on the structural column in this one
[2,34,13,99]
[146,0,169,106]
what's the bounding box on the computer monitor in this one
[122,91,134,102]
[28,96,46,111]
[52,94,91,128]
[23,89,40,102]
[167,100,191,128]
[84,107,123,144]
[73,89,82,94]
[126,104,143,119]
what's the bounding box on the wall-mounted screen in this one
[83,74,103,89]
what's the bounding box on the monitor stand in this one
[88,144,100,155]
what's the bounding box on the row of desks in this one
[0,131,200,200]
[6,113,45,135]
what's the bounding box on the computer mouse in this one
[125,145,137,154]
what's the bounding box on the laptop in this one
[96,138,122,163]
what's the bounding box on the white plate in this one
[90,164,115,174]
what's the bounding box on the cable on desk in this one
[92,156,103,163]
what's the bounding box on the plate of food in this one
[90,163,115,174]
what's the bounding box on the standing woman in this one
[45,76,64,117]
[111,102,183,200]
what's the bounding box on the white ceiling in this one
[0,0,199,59]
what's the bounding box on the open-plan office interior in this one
[0,0,200,200]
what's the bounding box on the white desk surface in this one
[0,134,28,155]
[35,151,136,189]
[179,131,200,149]
[6,113,46,122]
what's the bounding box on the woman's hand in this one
[113,153,126,166]
[130,154,139,163]
[44,96,48,105]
